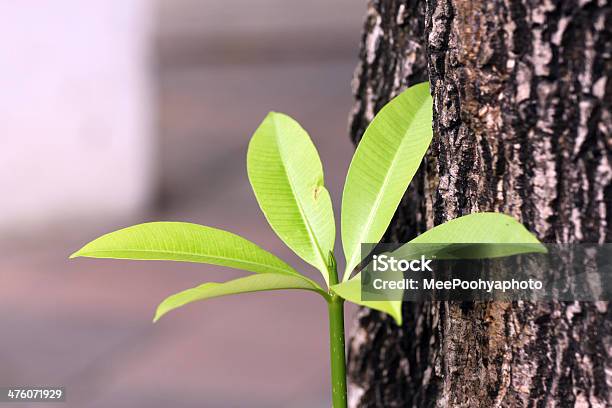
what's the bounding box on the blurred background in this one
[0,1,364,407]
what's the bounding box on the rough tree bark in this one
[347,1,611,407]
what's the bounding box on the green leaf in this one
[331,273,402,325]
[154,273,323,322]
[341,82,433,281]
[247,112,335,285]
[389,215,544,261]
[333,213,543,326]
[410,213,542,245]
[71,222,308,278]
[404,212,546,259]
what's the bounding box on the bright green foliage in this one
[341,82,433,281]
[391,213,546,261]
[405,212,546,259]
[154,273,323,322]
[70,82,545,329]
[72,82,544,408]
[71,222,307,277]
[333,212,545,325]
[70,81,545,334]
[410,212,542,245]
[247,112,335,285]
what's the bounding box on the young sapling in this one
[71,82,542,407]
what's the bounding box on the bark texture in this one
[347,1,611,407]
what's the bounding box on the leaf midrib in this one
[344,101,430,280]
[78,247,325,293]
[270,115,330,281]
[76,248,297,276]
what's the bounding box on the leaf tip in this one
[264,111,283,121]
[153,307,166,323]
[387,301,403,326]
[391,311,403,326]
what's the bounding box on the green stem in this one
[328,296,347,407]
[327,253,347,408]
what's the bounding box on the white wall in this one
[0,0,153,231]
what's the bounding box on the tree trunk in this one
[347,1,611,407]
